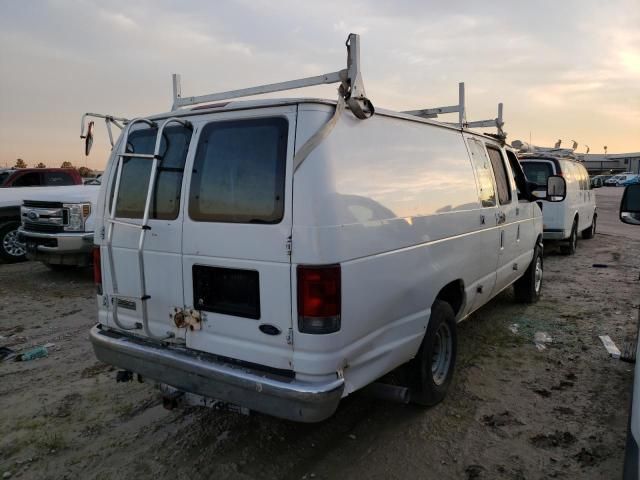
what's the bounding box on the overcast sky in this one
[0,0,638,169]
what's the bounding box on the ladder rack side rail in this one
[173,71,345,109]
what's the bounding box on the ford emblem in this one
[27,210,39,221]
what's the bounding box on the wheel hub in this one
[2,228,25,257]
[431,322,452,386]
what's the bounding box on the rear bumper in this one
[89,325,344,422]
[543,228,567,240]
[19,229,93,265]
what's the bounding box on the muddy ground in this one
[1,187,639,480]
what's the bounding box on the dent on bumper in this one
[89,325,344,422]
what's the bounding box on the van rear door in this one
[103,124,193,339]
[181,107,296,371]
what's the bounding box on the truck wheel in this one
[514,244,543,303]
[0,221,26,263]
[582,214,596,239]
[560,219,578,255]
[409,300,457,406]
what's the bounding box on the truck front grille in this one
[22,222,64,233]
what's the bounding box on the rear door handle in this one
[496,211,506,224]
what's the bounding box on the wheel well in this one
[435,280,465,317]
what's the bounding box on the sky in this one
[0,0,639,170]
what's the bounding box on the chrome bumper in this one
[89,325,344,423]
[19,228,93,253]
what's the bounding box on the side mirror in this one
[546,175,566,202]
[83,121,94,157]
[620,184,640,225]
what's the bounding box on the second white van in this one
[520,154,596,254]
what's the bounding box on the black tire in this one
[582,214,596,239]
[560,219,578,255]
[409,300,457,406]
[514,243,543,303]
[0,221,26,263]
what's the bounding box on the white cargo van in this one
[519,152,596,254]
[87,35,565,422]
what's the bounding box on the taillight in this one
[93,246,102,295]
[297,264,341,334]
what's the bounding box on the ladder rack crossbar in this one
[173,71,346,109]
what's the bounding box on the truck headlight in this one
[64,203,91,232]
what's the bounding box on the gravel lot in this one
[1,187,639,480]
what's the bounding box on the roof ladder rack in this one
[403,82,505,138]
[171,33,373,119]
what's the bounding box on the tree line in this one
[12,159,95,177]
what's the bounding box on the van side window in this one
[189,117,288,224]
[466,139,496,207]
[111,125,192,220]
[486,146,512,205]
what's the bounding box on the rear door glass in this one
[188,117,288,224]
[522,162,554,189]
[112,125,192,220]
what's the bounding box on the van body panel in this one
[290,108,533,390]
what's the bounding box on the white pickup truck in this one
[17,185,99,269]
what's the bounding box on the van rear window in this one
[522,162,553,188]
[112,125,192,220]
[188,117,288,224]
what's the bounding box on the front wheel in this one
[514,244,543,303]
[582,214,597,239]
[409,300,457,406]
[0,221,26,263]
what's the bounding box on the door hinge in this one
[285,236,292,256]
[286,328,293,345]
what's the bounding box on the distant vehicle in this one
[0,169,86,262]
[86,34,565,422]
[0,168,82,188]
[18,185,100,270]
[621,175,640,187]
[520,154,597,254]
[83,174,102,185]
[605,175,624,186]
[590,175,605,188]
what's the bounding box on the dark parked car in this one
[0,168,83,187]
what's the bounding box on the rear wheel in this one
[0,221,26,263]
[560,219,578,255]
[514,244,543,303]
[409,300,457,406]
[582,214,597,239]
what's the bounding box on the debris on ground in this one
[0,347,16,362]
[16,346,48,362]
[509,324,519,334]
[592,264,609,268]
[599,335,621,359]
[534,332,553,351]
